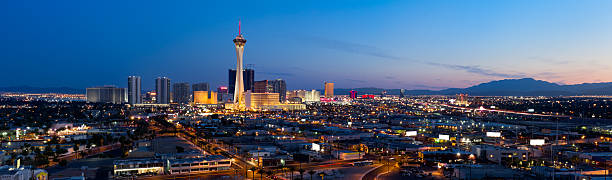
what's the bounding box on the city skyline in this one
[3,2,612,179]
[2,0,612,90]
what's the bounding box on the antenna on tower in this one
[238,19,241,36]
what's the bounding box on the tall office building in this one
[232,20,247,109]
[86,86,126,104]
[324,82,334,98]
[270,79,287,103]
[254,80,272,93]
[173,82,190,104]
[399,89,406,98]
[244,68,254,92]
[128,76,141,105]
[228,68,254,95]
[192,83,210,92]
[155,77,171,104]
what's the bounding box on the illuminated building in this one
[128,76,141,105]
[306,90,320,102]
[144,91,156,103]
[286,90,320,102]
[155,77,171,104]
[349,90,357,99]
[0,165,48,180]
[456,94,469,106]
[217,86,229,102]
[172,82,190,104]
[270,79,287,102]
[399,89,406,98]
[232,20,247,109]
[193,91,217,104]
[259,104,306,110]
[361,94,375,99]
[243,91,305,110]
[324,82,334,98]
[244,92,279,109]
[86,86,126,104]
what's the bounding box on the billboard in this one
[406,131,417,137]
[530,139,545,146]
[486,132,501,137]
[438,134,450,140]
[311,143,321,151]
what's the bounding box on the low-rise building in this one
[0,165,47,180]
[113,159,164,176]
[168,155,231,174]
[471,145,528,164]
[333,150,362,160]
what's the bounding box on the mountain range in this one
[2,78,612,96]
[333,78,612,96]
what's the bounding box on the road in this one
[138,170,238,180]
[362,164,395,180]
[47,149,123,180]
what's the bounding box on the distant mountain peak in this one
[335,78,612,96]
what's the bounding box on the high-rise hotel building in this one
[86,86,126,104]
[128,76,141,105]
[324,82,334,98]
[173,82,191,104]
[155,77,171,104]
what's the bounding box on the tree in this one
[308,170,316,180]
[55,145,68,155]
[44,145,54,157]
[299,168,306,180]
[73,144,79,154]
[59,159,67,167]
[34,153,49,167]
[258,169,265,180]
[176,146,185,153]
[250,167,257,179]
[288,166,296,180]
[264,170,274,179]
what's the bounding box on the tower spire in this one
[238,20,241,36]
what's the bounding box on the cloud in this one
[288,66,306,71]
[528,56,570,65]
[426,62,526,78]
[258,72,295,77]
[305,36,526,79]
[534,72,561,79]
[345,78,368,83]
[393,80,450,90]
[303,36,403,61]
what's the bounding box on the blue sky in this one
[1,0,612,90]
